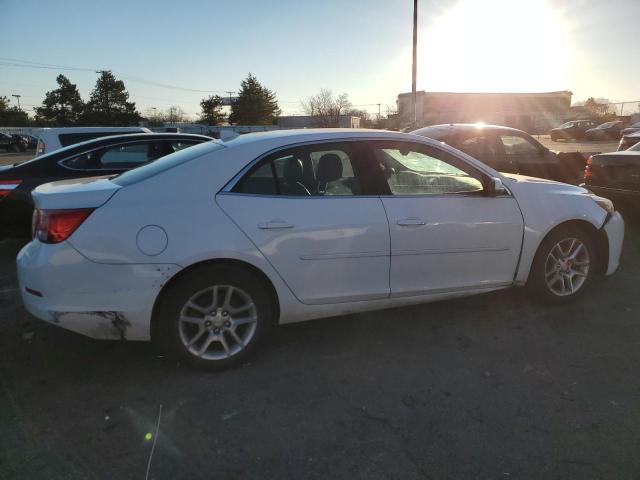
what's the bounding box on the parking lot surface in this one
[1,208,640,479]
[0,151,34,166]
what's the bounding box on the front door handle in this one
[397,217,426,226]
[258,220,294,230]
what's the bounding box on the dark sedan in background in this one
[412,124,588,183]
[618,131,640,151]
[585,121,628,140]
[583,142,640,203]
[0,133,212,235]
[620,122,640,138]
[549,119,598,141]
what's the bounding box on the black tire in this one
[528,225,596,305]
[157,264,276,371]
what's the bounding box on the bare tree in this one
[301,89,352,127]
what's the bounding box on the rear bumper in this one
[585,184,640,199]
[602,211,624,276]
[17,240,181,340]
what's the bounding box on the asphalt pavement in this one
[1,208,640,479]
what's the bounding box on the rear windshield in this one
[411,126,450,141]
[112,141,224,186]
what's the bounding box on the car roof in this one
[411,123,529,136]
[221,128,416,148]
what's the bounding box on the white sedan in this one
[17,129,624,370]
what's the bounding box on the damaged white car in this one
[17,129,624,370]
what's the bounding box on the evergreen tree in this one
[81,71,140,125]
[35,75,84,126]
[229,73,280,125]
[199,95,225,125]
[0,96,29,126]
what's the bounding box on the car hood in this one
[32,175,121,210]
[501,173,589,193]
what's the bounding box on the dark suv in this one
[412,124,587,183]
[0,132,27,152]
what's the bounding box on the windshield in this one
[597,121,619,129]
[558,122,574,128]
[628,141,640,151]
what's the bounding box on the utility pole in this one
[11,94,21,110]
[226,91,235,106]
[412,0,418,126]
[377,103,381,121]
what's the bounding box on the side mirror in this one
[489,177,507,196]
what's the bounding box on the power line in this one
[0,57,230,94]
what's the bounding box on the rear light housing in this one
[32,208,94,244]
[36,139,45,156]
[0,180,22,199]
[583,155,594,181]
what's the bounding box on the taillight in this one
[32,208,94,243]
[583,155,594,181]
[0,180,22,198]
[36,139,45,156]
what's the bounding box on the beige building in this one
[398,91,572,133]
[277,115,360,129]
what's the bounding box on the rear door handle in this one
[258,220,294,230]
[397,217,426,226]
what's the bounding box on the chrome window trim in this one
[220,136,511,198]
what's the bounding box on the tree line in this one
[0,72,282,127]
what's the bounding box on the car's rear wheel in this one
[529,226,595,304]
[159,265,275,370]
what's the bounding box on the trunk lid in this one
[32,175,121,210]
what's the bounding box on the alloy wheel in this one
[544,237,590,296]
[178,285,258,360]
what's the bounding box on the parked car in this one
[583,142,640,200]
[619,122,640,138]
[0,133,211,235]
[0,132,27,152]
[412,124,587,183]
[549,120,598,141]
[584,121,628,140]
[20,134,39,150]
[618,131,640,151]
[35,126,151,156]
[17,129,624,370]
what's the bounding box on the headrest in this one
[316,154,343,183]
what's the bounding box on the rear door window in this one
[233,142,367,196]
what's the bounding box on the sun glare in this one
[419,0,571,93]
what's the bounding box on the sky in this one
[1,0,639,120]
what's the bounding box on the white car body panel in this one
[16,129,625,341]
[216,194,390,304]
[381,195,523,296]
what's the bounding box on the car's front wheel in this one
[158,264,276,370]
[529,226,595,304]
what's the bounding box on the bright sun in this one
[418,0,571,93]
